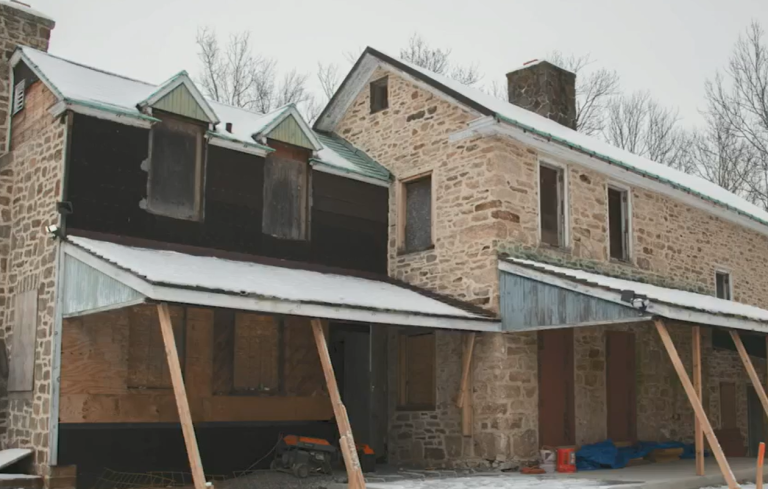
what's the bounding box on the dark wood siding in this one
[66,115,387,273]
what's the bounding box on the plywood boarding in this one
[8,290,38,392]
[398,332,436,409]
[233,313,279,393]
[262,155,308,240]
[721,382,738,430]
[212,309,235,395]
[606,331,637,442]
[60,305,332,423]
[127,305,184,389]
[284,317,325,396]
[538,328,575,447]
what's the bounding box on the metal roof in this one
[313,132,390,183]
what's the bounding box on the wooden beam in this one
[311,319,366,489]
[693,326,704,476]
[757,442,765,489]
[157,303,207,489]
[731,331,768,427]
[654,319,738,489]
[458,333,476,436]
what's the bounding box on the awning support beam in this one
[654,319,738,488]
[157,303,207,489]
[311,319,366,489]
[456,332,476,437]
[693,326,704,476]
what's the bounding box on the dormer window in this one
[370,77,388,113]
[146,112,205,221]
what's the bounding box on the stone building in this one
[315,48,768,471]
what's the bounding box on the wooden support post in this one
[731,331,768,423]
[311,319,366,489]
[157,303,207,489]
[757,442,765,489]
[693,326,705,476]
[457,333,476,436]
[654,319,739,489]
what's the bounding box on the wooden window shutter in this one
[398,331,436,410]
[8,290,37,392]
[262,155,308,240]
[12,80,25,115]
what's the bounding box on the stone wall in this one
[335,67,768,468]
[0,80,65,470]
[506,61,576,130]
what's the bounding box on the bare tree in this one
[195,27,314,118]
[602,91,691,171]
[546,51,620,136]
[705,21,768,205]
[317,62,341,100]
[400,33,481,86]
[689,107,759,200]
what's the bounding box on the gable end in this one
[153,84,210,122]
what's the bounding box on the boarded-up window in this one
[147,112,205,220]
[370,77,389,113]
[720,381,737,429]
[127,306,184,389]
[716,271,732,300]
[283,317,325,396]
[262,155,308,240]
[233,313,280,393]
[8,290,37,392]
[398,331,436,410]
[401,175,432,252]
[540,164,564,247]
[608,187,629,261]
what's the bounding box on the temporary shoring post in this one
[310,318,366,489]
[457,332,476,436]
[693,325,704,476]
[654,319,739,489]
[157,303,208,489]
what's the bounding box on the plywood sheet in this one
[126,305,183,389]
[284,317,325,396]
[8,290,38,392]
[212,309,235,395]
[233,313,279,393]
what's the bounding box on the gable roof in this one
[10,47,386,185]
[317,47,768,235]
[312,132,390,185]
[137,70,219,124]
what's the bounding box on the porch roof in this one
[61,236,500,331]
[499,258,768,333]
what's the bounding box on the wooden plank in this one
[757,442,765,489]
[721,382,738,430]
[459,333,476,437]
[693,326,704,476]
[212,309,235,395]
[157,303,207,489]
[311,318,365,489]
[8,290,38,392]
[655,319,739,489]
[538,329,575,447]
[284,316,325,396]
[233,313,279,392]
[730,331,768,437]
[185,308,214,419]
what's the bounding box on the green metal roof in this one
[312,132,390,183]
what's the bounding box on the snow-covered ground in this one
[365,475,628,489]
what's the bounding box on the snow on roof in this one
[17,47,382,180]
[313,132,390,182]
[0,0,53,22]
[366,48,768,229]
[503,257,768,324]
[69,236,490,322]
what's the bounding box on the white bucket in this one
[540,449,556,465]
[541,462,556,474]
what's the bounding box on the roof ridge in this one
[23,46,155,87]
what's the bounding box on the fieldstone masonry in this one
[336,65,768,467]
[506,61,576,130]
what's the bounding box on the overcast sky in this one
[31,0,768,127]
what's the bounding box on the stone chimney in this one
[506,60,576,129]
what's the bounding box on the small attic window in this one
[370,77,388,114]
[12,80,25,115]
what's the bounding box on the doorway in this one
[606,331,637,442]
[747,386,767,456]
[538,329,575,447]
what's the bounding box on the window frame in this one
[370,76,389,114]
[715,269,733,300]
[145,111,207,221]
[606,183,631,262]
[397,330,437,411]
[537,160,569,248]
[397,170,435,254]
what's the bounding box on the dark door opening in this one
[747,386,766,456]
[538,329,575,447]
[606,331,637,442]
[329,323,372,447]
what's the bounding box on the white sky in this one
[30,0,768,127]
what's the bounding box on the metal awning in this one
[60,236,500,331]
[499,258,768,333]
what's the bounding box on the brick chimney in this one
[506,60,576,129]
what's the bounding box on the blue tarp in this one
[575,440,701,471]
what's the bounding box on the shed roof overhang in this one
[60,237,500,332]
[499,258,768,334]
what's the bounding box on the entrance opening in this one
[538,329,575,447]
[606,331,637,442]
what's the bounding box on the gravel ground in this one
[214,469,344,489]
[363,475,632,489]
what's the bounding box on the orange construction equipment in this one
[556,447,577,473]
